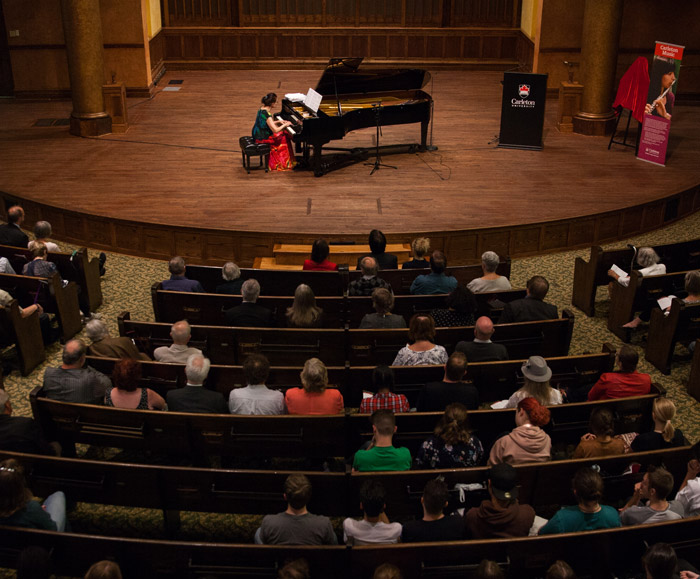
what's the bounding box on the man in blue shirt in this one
[162,256,204,292]
[410,250,458,295]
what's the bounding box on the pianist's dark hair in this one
[262,93,277,106]
[368,229,387,254]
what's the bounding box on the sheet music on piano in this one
[304,88,322,114]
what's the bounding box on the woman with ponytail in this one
[415,403,483,468]
[252,92,295,171]
[489,397,551,466]
[631,397,686,452]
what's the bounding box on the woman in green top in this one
[0,458,66,531]
[252,92,295,171]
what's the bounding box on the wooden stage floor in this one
[0,70,699,265]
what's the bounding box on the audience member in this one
[359,365,409,414]
[223,279,275,327]
[401,478,464,542]
[415,402,483,468]
[285,358,344,415]
[86,318,151,360]
[356,229,398,270]
[573,407,625,458]
[349,257,392,296]
[499,276,558,323]
[0,287,53,345]
[538,467,620,534]
[545,560,577,579]
[105,358,165,410]
[608,247,665,289]
[410,250,458,295]
[467,251,512,293]
[506,356,563,408]
[161,256,204,292]
[353,410,411,472]
[417,351,479,411]
[587,345,651,400]
[0,256,15,274]
[631,397,686,452]
[286,283,323,327]
[28,220,60,253]
[228,353,285,415]
[402,237,430,269]
[153,320,203,363]
[84,560,123,579]
[165,354,227,414]
[215,261,243,295]
[464,463,535,538]
[642,543,700,579]
[430,286,477,327]
[674,442,700,517]
[373,563,403,579]
[0,389,58,455]
[455,316,509,362]
[43,339,110,404]
[278,558,310,579]
[343,480,402,545]
[475,560,505,579]
[0,205,29,248]
[619,466,683,525]
[392,314,448,366]
[256,474,337,545]
[22,242,57,278]
[16,545,52,579]
[303,238,337,271]
[489,397,551,466]
[359,288,406,329]
[0,458,66,531]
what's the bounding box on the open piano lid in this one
[314,57,432,96]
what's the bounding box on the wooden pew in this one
[645,298,700,374]
[0,243,102,312]
[151,284,347,327]
[689,342,700,403]
[0,271,81,342]
[0,297,45,375]
[347,310,575,366]
[607,270,692,342]
[571,239,700,317]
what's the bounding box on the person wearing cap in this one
[505,356,563,408]
[488,397,551,466]
[464,463,535,538]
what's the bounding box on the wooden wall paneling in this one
[239,34,256,57]
[426,35,443,59]
[351,35,368,57]
[388,35,405,58]
[482,35,502,59]
[144,229,176,258]
[297,34,314,58]
[181,35,200,58]
[479,231,510,259]
[620,207,644,238]
[443,232,479,263]
[511,227,540,255]
[642,202,665,231]
[541,223,569,252]
[463,36,480,58]
[568,218,596,248]
[444,34,461,59]
[165,34,183,59]
[62,215,88,245]
[85,219,113,248]
[202,34,219,59]
[114,223,144,252]
[407,33,424,58]
[175,232,205,261]
[596,214,621,243]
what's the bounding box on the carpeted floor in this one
[1,210,699,570]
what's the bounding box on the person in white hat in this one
[505,355,563,408]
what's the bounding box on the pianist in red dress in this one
[303,239,338,271]
[252,93,295,171]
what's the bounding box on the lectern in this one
[498,72,548,150]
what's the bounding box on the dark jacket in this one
[0,223,29,248]
[356,252,398,271]
[418,381,479,412]
[454,340,509,362]
[166,385,227,414]
[498,296,558,324]
[224,302,275,327]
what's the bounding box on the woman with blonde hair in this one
[402,237,430,269]
[631,397,686,452]
[285,357,344,414]
[415,403,483,468]
[506,356,563,408]
[286,283,324,328]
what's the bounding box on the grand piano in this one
[281,58,433,177]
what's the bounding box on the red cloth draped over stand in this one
[612,57,650,123]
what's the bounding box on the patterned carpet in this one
[1,211,700,574]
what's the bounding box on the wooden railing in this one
[161,0,520,28]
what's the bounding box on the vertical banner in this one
[498,72,548,150]
[637,42,684,166]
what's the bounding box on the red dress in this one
[303,259,338,271]
[252,109,294,171]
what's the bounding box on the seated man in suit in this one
[161,256,204,293]
[418,351,479,411]
[410,250,458,295]
[348,257,392,297]
[153,320,203,364]
[0,205,29,248]
[86,318,151,360]
[499,276,558,323]
[223,279,275,327]
[166,353,227,414]
[455,316,509,362]
[215,261,244,295]
[356,229,398,270]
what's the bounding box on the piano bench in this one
[239,137,270,174]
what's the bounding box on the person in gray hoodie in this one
[488,397,551,466]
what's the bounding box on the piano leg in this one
[312,143,324,177]
[419,120,428,151]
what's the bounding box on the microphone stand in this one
[426,73,438,151]
[365,102,396,176]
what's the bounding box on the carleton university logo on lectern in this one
[511,84,536,108]
[518,84,531,98]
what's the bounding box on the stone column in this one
[572,0,624,136]
[60,0,111,136]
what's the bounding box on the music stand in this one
[365,102,396,175]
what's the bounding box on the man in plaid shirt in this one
[359,366,410,413]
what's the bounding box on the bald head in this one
[62,339,87,368]
[360,256,378,277]
[474,316,495,340]
[171,320,192,345]
[7,205,24,225]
